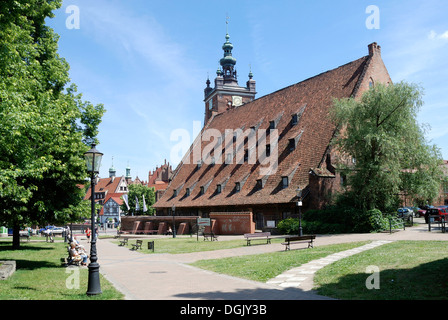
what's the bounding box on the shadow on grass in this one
[0,242,57,252]
[174,286,331,300]
[316,258,448,300]
[13,259,61,270]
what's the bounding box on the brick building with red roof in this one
[153,36,392,231]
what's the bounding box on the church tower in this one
[204,27,256,125]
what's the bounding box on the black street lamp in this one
[172,205,176,238]
[84,143,103,296]
[296,187,303,236]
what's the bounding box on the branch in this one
[376,98,406,128]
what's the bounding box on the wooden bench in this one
[119,237,129,246]
[282,235,316,251]
[244,232,272,246]
[61,246,80,267]
[131,239,143,250]
[203,232,219,241]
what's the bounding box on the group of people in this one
[69,236,88,266]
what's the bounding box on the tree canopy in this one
[0,0,105,247]
[331,81,443,212]
[120,184,156,216]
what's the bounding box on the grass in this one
[191,241,370,282]
[191,240,448,300]
[115,236,285,254]
[314,240,448,300]
[0,240,124,300]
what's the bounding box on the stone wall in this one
[121,216,199,235]
[209,212,255,235]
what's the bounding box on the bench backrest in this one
[244,232,271,238]
[288,235,315,241]
[136,240,142,244]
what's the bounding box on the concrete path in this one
[84,220,447,300]
[266,240,393,290]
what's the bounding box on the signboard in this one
[267,220,276,228]
[197,218,211,227]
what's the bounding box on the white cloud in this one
[428,30,448,40]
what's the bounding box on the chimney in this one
[368,42,381,57]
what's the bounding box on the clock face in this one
[232,96,242,107]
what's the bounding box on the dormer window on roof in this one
[185,188,190,197]
[289,130,303,152]
[235,182,241,192]
[282,176,289,189]
[216,184,222,194]
[291,114,298,126]
[288,139,296,152]
[291,105,306,127]
[200,186,205,195]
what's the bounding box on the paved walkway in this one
[266,240,393,290]
[83,221,447,300]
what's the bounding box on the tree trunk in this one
[12,222,20,249]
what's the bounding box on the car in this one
[416,205,435,218]
[424,207,448,223]
[416,209,426,218]
[397,208,413,219]
[39,225,64,235]
[51,227,65,234]
[39,225,55,233]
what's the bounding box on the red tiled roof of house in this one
[84,176,122,200]
[154,44,383,209]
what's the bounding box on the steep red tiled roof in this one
[154,52,371,209]
[84,176,122,200]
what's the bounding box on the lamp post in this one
[84,143,103,296]
[172,205,176,238]
[296,187,303,236]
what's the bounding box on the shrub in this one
[277,206,390,235]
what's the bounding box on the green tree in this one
[120,184,156,216]
[0,1,105,248]
[331,81,443,212]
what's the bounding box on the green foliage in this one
[331,82,443,211]
[278,206,389,235]
[0,1,105,240]
[120,184,156,216]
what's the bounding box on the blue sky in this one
[46,0,448,180]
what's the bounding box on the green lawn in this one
[314,240,448,300]
[191,240,448,300]
[115,236,285,254]
[0,240,124,300]
[191,241,370,282]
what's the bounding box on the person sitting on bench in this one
[69,242,87,266]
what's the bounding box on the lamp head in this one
[84,143,103,173]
